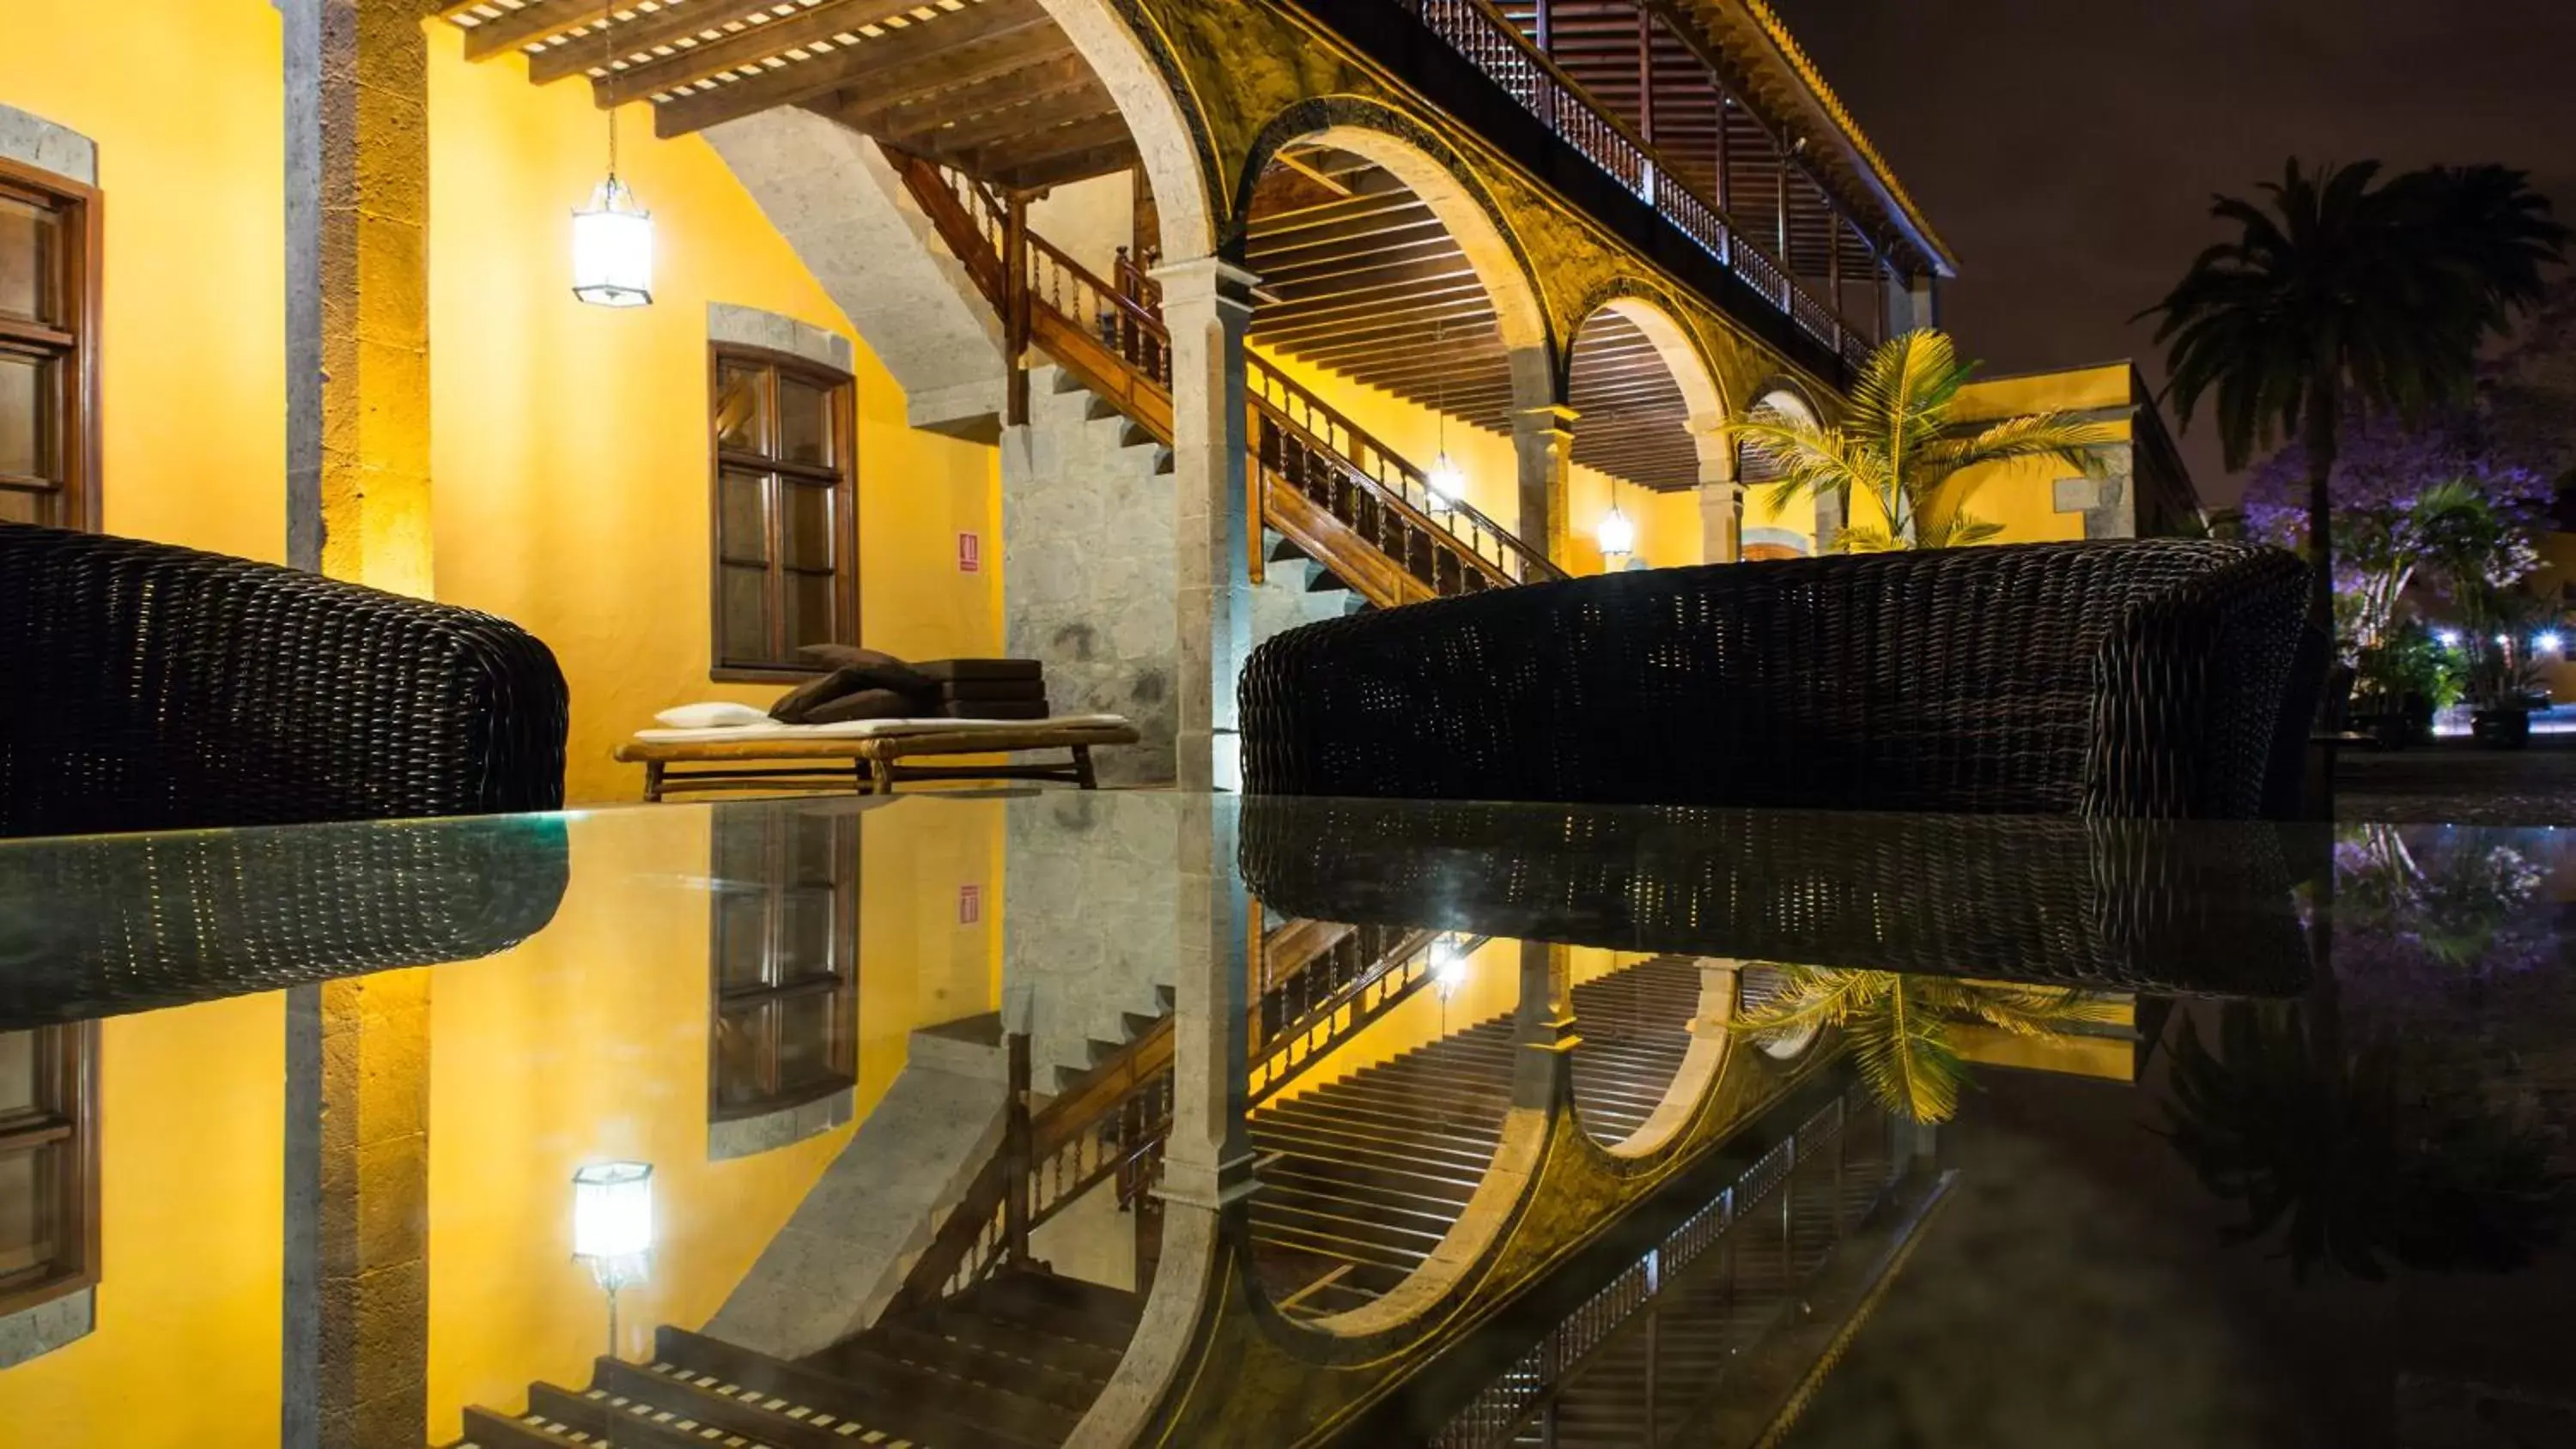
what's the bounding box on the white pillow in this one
[653,702,773,730]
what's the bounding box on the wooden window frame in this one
[0,154,102,533]
[0,1022,100,1319]
[708,343,858,682]
[708,809,860,1124]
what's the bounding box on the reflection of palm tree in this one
[1728,964,2122,1124]
[2160,1001,2561,1282]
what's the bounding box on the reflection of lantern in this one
[1596,504,1636,561]
[2540,632,2565,655]
[572,1161,654,1357]
[572,175,654,307]
[1427,453,1467,505]
[1431,938,1468,999]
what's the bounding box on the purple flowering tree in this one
[2240,408,2554,666]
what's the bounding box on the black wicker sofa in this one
[1241,540,2314,820]
[1,523,568,835]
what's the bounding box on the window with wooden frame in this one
[710,346,857,678]
[0,158,100,530]
[0,1023,99,1318]
[709,809,858,1121]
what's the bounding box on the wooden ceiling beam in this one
[884,79,1110,155]
[1247,215,1453,268]
[1253,296,1498,348]
[1253,275,1491,327]
[526,0,785,85]
[653,0,1048,136]
[992,136,1140,192]
[866,52,1094,144]
[1256,239,1470,288]
[463,0,613,61]
[593,0,931,103]
[956,111,1127,177]
[812,18,1070,132]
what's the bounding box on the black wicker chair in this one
[0,523,568,835]
[1241,540,2313,820]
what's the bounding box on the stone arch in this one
[1563,282,1730,423]
[1232,98,1553,365]
[1027,0,1218,261]
[1738,376,1837,558]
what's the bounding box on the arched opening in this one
[1239,923,1528,1323]
[1564,952,1727,1152]
[1233,124,1558,605]
[1739,384,1827,560]
[1564,298,1727,570]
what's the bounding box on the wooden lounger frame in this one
[613,724,1141,801]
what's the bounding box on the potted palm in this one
[2462,594,2547,747]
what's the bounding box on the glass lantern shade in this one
[1426,453,1467,505]
[572,177,654,307]
[1596,505,1637,559]
[572,1161,653,1288]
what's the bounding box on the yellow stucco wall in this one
[422,798,1005,1442]
[425,27,1004,803]
[1938,364,2136,545]
[0,0,286,561]
[0,996,285,1447]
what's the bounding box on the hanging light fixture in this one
[571,1161,654,1358]
[1597,484,1637,563]
[1427,318,1466,506]
[572,20,653,307]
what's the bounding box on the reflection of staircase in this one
[890,151,1564,611]
[453,1267,1139,1449]
[1463,1091,1905,1449]
[1251,955,1706,1319]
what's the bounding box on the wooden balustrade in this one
[892,921,1476,1307]
[888,148,1563,608]
[1401,0,1880,363]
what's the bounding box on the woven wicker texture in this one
[0,815,570,1029]
[1238,797,2314,994]
[1240,541,2311,819]
[0,524,568,835]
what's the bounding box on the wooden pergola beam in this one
[884,80,1111,156]
[592,0,931,104]
[652,0,1049,137]
[526,0,787,86]
[866,52,1095,145]
[462,0,613,61]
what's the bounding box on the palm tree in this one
[2142,161,2567,629]
[1728,963,2123,1123]
[1727,329,2113,552]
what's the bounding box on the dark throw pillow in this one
[769,665,876,724]
[795,644,937,699]
[801,687,918,724]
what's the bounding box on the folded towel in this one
[914,658,1043,682]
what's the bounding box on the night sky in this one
[1774,0,2576,504]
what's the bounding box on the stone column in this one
[1162,796,1256,1211]
[1688,412,1741,563]
[1511,406,1577,569]
[1155,257,1259,791]
[279,5,434,1446]
[283,0,434,595]
[1511,941,1579,1110]
[1886,270,1939,338]
[1506,344,1571,567]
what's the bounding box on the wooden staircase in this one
[1251,955,1708,1319]
[451,1267,1142,1449]
[890,151,1565,611]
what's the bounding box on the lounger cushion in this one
[802,687,917,724]
[654,701,773,730]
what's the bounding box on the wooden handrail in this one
[891,923,1470,1307]
[1407,0,1872,358]
[891,146,1564,597]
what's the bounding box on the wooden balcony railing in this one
[1404,0,1879,373]
[890,921,1474,1307]
[891,149,1566,606]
